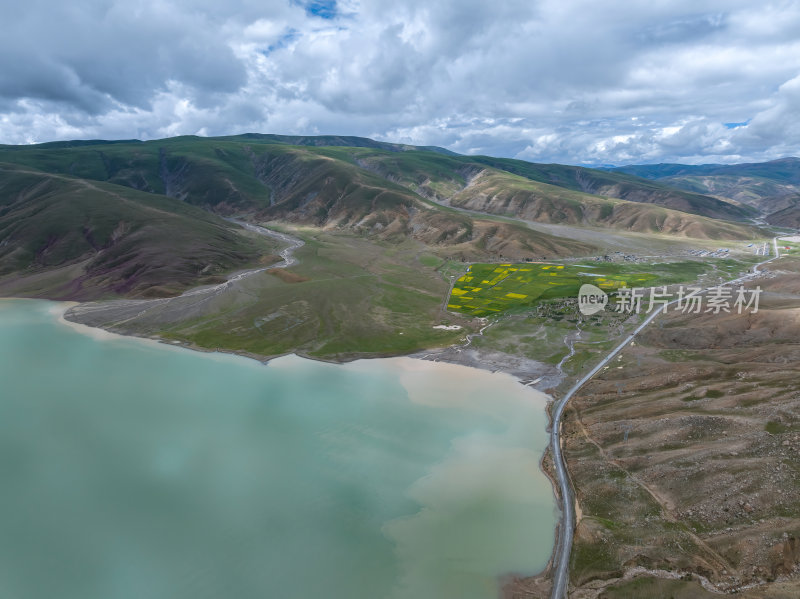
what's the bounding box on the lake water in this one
[0,300,557,599]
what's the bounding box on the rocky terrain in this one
[560,257,800,597]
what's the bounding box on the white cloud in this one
[0,0,798,164]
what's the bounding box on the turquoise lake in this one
[0,300,557,599]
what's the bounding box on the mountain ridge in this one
[0,134,774,300]
[1,135,759,238]
[607,157,800,219]
[0,134,755,223]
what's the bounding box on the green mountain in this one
[610,157,800,183]
[609,158,800,215]
[0,135,759,238]
[0,141,597,300]
[0,134,773,302]
[766,203,800,228]
[0,163,275,299]
[342,148,756,237]
[215,133,459,155]
[467,156,755,221]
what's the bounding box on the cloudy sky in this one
[2,0,799,165]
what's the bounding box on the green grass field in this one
[780,240,800,256]
[446,261,716,317]
[122,231,473,360]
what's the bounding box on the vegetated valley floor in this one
[65,228,473,361]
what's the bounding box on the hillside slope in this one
[346,149,759,239]
[216,133,458,155]
[610,158,800,213]
[469,156,754,220]
[0,136,759,241]
[766,203,800,228]
[207,144,593,258]
[0,164,275,299]
[564,257,800,597]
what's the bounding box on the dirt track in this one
[562,257,800,597]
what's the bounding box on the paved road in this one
[548,240,782,599]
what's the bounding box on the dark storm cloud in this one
[1,0,798,164]
[0,0,248,112]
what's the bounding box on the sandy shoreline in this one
[46,295,563,393]
[411,346,563,393]
[52,301,128,342]
[1,298,274,366]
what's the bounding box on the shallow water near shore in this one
[0,299,557,599]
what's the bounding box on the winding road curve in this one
[548,239,783,599]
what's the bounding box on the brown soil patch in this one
[266,268,310,283]
[564,257,800,596]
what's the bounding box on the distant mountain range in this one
[0,134,780,299]
[609,157,800,216]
